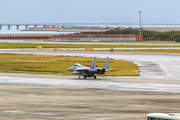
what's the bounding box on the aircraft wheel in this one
[79,76,81,79]
[94,76,96,79]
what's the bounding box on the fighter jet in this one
[114,26,121,30]
[68,57,109,79]
[102,26,109,29]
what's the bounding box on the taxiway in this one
[1,40,180,46]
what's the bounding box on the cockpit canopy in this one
[73,63,81,66]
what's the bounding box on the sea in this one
[1,23,180,34]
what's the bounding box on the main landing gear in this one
[79,74,96,79]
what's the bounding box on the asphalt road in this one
[1,73,180,93]
[1,40,180,46]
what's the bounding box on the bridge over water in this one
[0,24,58,30]
[0,23,71,30]
[0,23,125,30]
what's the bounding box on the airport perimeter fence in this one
[0,34,51,40]
[0,34,144,41]
[51,34,144,41]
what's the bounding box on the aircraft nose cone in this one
[68,67,72,71]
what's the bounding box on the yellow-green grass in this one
[0,54,139,76]
[0,43,180,49]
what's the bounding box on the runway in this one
[1,73,180,93]
[0,50,180,93]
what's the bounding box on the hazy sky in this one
[0,0,179,24]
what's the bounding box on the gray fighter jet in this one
[68,57,109,79]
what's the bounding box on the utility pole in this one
[138,11,142,35]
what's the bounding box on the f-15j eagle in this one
[68,57,109,79]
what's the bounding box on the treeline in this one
[81,29,180,41]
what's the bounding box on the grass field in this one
[0,43,180,49]
[0,54,139,76]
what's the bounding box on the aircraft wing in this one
[76,67,89,71]
[71,67,89,75]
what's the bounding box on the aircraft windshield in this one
[74,63,81,66]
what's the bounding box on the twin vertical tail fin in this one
[89,57,109,72]
[89,57,97,71]
[103,57,109,71]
